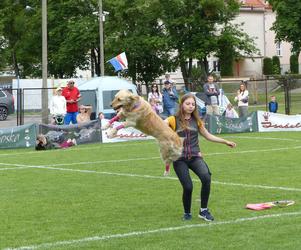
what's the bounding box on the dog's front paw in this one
[101,123,111,130]
[106,127,118,138]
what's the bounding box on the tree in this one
[104,0,172,88]
[216,24,259,77]
[270,0,301,57]
[272,56,280,75]
[0,0,40,78]
[0,0,101,78]
[159,0,258,88]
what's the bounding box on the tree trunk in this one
[12,50,20,78]
[180,61,189,91]
[91,49,95,77]
[92,48,100,76]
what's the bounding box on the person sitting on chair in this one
[76,105,92,124]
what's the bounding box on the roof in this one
[77,76,136,91]
[241,0,269,8]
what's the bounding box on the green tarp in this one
[206,112,258,134]
[38,120,102,145]
[0,123,37,149]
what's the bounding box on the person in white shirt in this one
[50,87,66,124]
[234,82,249,117]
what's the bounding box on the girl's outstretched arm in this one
[199,125,236,148]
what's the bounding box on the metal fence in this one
[1,76,300,129]
[218,77,301,115]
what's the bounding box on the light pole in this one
[41,0,48,124]
[98,0,104,76]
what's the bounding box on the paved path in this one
[0,115,46,129]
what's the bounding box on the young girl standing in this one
[148,84,163,114]
[165,93,236,221]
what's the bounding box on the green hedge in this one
[272,56,281,74]
[263,57,273,75]
[290,54,299,74]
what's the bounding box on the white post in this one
[99,0,104,76]
[42,0,49,124]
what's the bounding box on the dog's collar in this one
[131,101,141,111]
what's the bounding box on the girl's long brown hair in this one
[176,93,203,130]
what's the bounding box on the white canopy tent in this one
[78,76,137,118]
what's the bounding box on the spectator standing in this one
[76,105,92,124]
[148,84,163,114]
[62,80,81,124]
[234,82,249,117]
[165,93,236,221]
[162,81,178,116]
[50,87,66,125]
[268,95,278,113]
[204,75,220,116]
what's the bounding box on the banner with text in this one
[0,123,37,149]
[206,112,258,134]
[101,119,153,143]
[257,111,301,132]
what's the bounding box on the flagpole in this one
[99,0,105,76]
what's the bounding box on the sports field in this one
[1,131,300,250]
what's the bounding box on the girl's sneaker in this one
[163,170,170,176]
[182,213,192,221]
[198,209,214,221]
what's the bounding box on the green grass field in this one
[1,132,301,250]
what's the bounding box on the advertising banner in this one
[207,112,258,134]
[101,119,153,143]
[39,120,102,144]
[0,123,36,149]
[257,111,301,132]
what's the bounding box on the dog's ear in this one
[130,95,139,102]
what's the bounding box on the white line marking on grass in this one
[0,141,156,157]
[0,166,33,171]
[1,144,300,167]
[0,163,34,168]
[14,165,301,192]
[46,156,161,167]
[204,145,301,156]
[4,211,301,250]
[224,136,300,142]
[32,145,301,167]
[212,180,301,192]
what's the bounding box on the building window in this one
[213,60,220,72]
[276,42,282,56]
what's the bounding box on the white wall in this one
[12,79,85,110]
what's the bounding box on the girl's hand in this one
[225,140,236,148]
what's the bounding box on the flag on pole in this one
[108,52,128,72]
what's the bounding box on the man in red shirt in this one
[62,80,81,124]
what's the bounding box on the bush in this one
[272,56,281,75]
[263,57,273,75]
[290,54,299,74]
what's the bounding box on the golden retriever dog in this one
[102,89,183,165]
